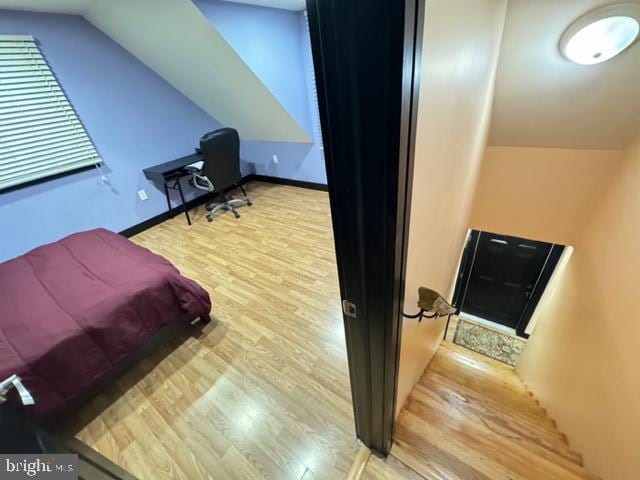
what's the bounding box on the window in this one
[0,35,101,191]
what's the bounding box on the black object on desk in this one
[143,153,202,225]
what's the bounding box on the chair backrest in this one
[200,128,242,191]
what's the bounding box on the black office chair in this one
[187,128,251,222]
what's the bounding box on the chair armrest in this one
[192,172,215,192]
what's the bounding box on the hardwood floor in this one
[67,182,358,480]
[363,342,598,480]
[362,453,424,480]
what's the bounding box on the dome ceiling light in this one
[560,3,640,65]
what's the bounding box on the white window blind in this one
[0,35,100,191]
[303,12,324,151]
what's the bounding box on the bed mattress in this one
[0,228,211,418]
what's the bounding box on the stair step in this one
[428,345,534,400]
[396,410,597,480]
[419,372,563,438]
[407,385,585,468]
[391,342,598,480]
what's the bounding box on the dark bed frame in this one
[46,313,211,431]
[2,313,211,478]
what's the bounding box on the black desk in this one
[143,153,203,225]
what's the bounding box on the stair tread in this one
[410,380,581,462]
[419,371,562,435]
[391,343,599,480]
[406,388,585,470]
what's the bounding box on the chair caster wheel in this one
[247,200,253,206]
[207,216,213,223]
[233,212,240,219]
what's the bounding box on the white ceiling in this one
[221,0,305,11]
[489,0,640,150]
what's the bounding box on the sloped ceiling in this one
[489,0,640,150]
[222,0,305,11]
[0,0,311,142]
[0,0,91,14]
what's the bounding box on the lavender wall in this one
[195,0,326,184]
[0,10,225,261]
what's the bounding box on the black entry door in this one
[462,231,552,329]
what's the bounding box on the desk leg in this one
[163,182,173,217]
[176,178,191,225]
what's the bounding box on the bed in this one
[0,228,211,418]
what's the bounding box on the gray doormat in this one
[453,318,526,366]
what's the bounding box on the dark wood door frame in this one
[515,243,565,337]
[451,229,480,314]
[306,0,424,455]
[452,229,565,338]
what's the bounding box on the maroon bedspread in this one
[0,228,211,418]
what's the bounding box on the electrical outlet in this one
[137,189,148,201]
[272,154,279,164]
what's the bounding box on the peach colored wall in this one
[396,0,507,415]
[470,146,622,246]
[524,246,574,335]
[516,131,640,480]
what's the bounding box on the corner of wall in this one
[395,0,508,416]
[514,130,640,480]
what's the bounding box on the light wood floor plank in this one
[362,453,428,480]
[68,183,358,480]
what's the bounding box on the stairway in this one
[366,341,599,480]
